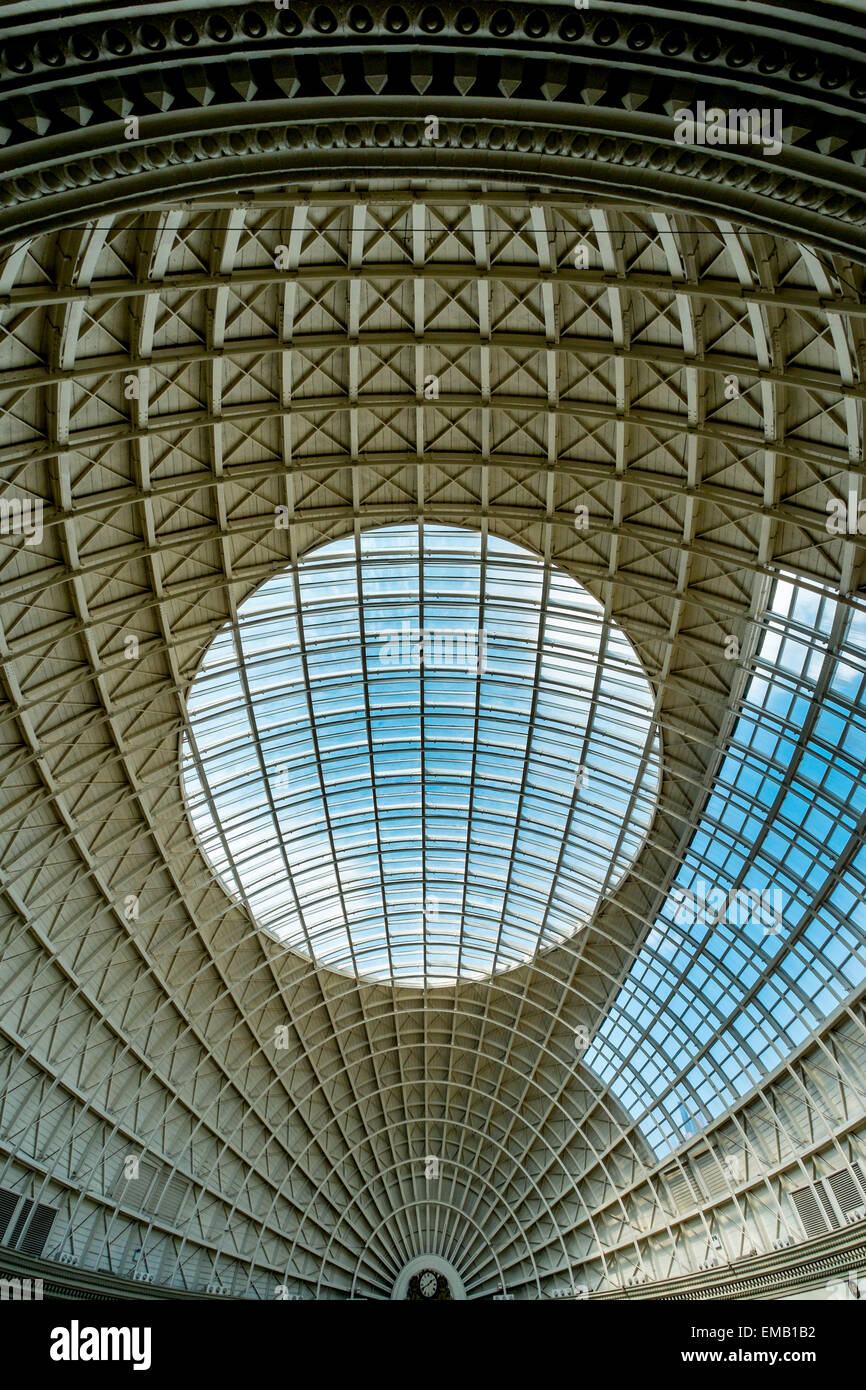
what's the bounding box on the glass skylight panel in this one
[182,523,661,988]
[585,577,866,1158]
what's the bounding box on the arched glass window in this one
[586,577,866,1155]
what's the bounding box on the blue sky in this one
[182,524,661,988]
[585,576,866,1157]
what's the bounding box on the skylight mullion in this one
[586,583,866,1155]
[183,524,660,993]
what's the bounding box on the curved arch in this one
[0,3,863,260]
[388,1251,467,1300]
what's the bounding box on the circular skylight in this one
[182,524,661,987]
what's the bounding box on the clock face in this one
[406,1268,452,1299]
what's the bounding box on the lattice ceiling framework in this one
[1,188,864,1296]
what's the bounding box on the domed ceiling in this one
[0,1,864,1300]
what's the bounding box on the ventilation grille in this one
[0,1187,19,1243]
[791,1186,830,1239]
[816,1182,840,1231]
[112,1158,160,1211]
[828,1165,866,1217]
[156,1176,189,1225]
[8,1199,33,1249]
[665,1171,698,1211]
[112,1159,189,1226]
[791,1165,866,1239]
[693,1153,729,1199]
[18,1202,56,1256]
[6,1198,55,1256]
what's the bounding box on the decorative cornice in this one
[0,1244,224,1299]
[0,3,865,255]
[592,1219,866,1300]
